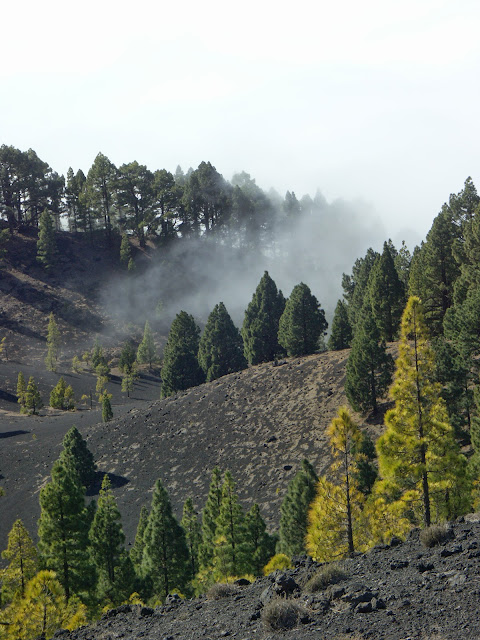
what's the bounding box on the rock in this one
[417,561,434,572]
[139,606,154,617]
[234,578,251,586]
[390,560,409,570]
[355,601,373,613]
[165,594,182,605]
[440,544,463,557]
[274,572,299,596]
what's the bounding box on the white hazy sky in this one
[3,0,480,246]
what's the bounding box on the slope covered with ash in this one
[62,514,480,640]
[0,350,361,550]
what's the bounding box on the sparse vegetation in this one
[206,582,238,600]
[420,524,452,548]
[261,598,305,631]
[304,563,347,592]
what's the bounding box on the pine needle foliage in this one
[198,302,246,381]
[376,296,471,528]
[45,313,60,372]
[278,282,327,356]
[328,299,352,350]
[276,460,318,558]
[161,311,204,397]
[1,519,38,601]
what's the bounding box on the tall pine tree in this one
[198,302,246,382]
[141,479,190,600]
[276,459,318,558]
[278,283,327,356]
[241,271,286,364]
[345,307,394,415]
[367,241,404,342]
[328,299,353,350]
[161,311,204,397]
[376,297,471,527]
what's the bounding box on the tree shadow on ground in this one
[0,430,30,439]
[86,471,129,496]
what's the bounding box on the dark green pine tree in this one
[89,475,130,604]
[161,311,204,397]
[276,459,318,558]
[141,479,190,600]
[36,209,57,271]
[351,432,378,496]
[59,425,96,490]
[119,340,136,374]
[198,467,223,570]
[119,233,132,267]
[342,247,379,330]
[102,394,113,422]
[468,387,480,478]
[278,283,328,356]
[241,271,286,365]
[181,498,202,578]
[367,241,405,342]
[244,503,276,575]
[433,336,473,438]
[408,208,461,335]
[328,299,353,350]
[137,320,156,371]
[198,302,247,382]
[345,307,394,415]
[130,505,149,572]
[38,454,95,600]
[213,471,250,578]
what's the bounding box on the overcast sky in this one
[2,0,480,246]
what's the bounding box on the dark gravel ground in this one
[0,351,357,552]
[61,514,480,640]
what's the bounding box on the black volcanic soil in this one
[62,514,480,640]
[1,350,371,551]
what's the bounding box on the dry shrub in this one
[420,524,451,548]
[261,598,305,631]
[304,563,347,593]
[206,582,238,600]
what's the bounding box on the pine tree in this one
[351,432,378,496]
[198,467,223,570]
[119,340,136,374]
[276,459,318,558]
[91,339,106,368]
[181,498,202,578]
[89,475,126,602]
[342,247,379,330]
[119,233,132,267]
[137,320,156,371]
[244,504,276,575]
[130,506,149,571]
[1,519,37,601]
[367,241,405,342]
[121,363,138,398]
[306,408,366,561]
[6,570,87,640]
[328,299,353,350]
[161,311,204,397]
[345,307,394,415]
[38,455,94,600]
[45,313,60,372]
[50,377,75,410]
[198,302,246,382]
[36,209,57,270]
[102,394,113,422]
[141,479,190,600]
[376,296,471,527]
[17,371,26,412]
[278,283,328,356]
[59,425,96,490]
[408,208,460,335]
[213,471,250,578]
[24,376,43,415]
[241,271,286,365]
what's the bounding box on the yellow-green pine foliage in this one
[306,407,367,562]
[50,377,75,410]
[362,492,411,546]
[24,377,43,415]
[306,476,366,562]
[263,553,292,576]
[376,296,471,528]
[1,519,38,601]
[17,372,26,412]
[6,570,86,640]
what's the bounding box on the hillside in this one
[0,348,378,551]
[59,514,480,640]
